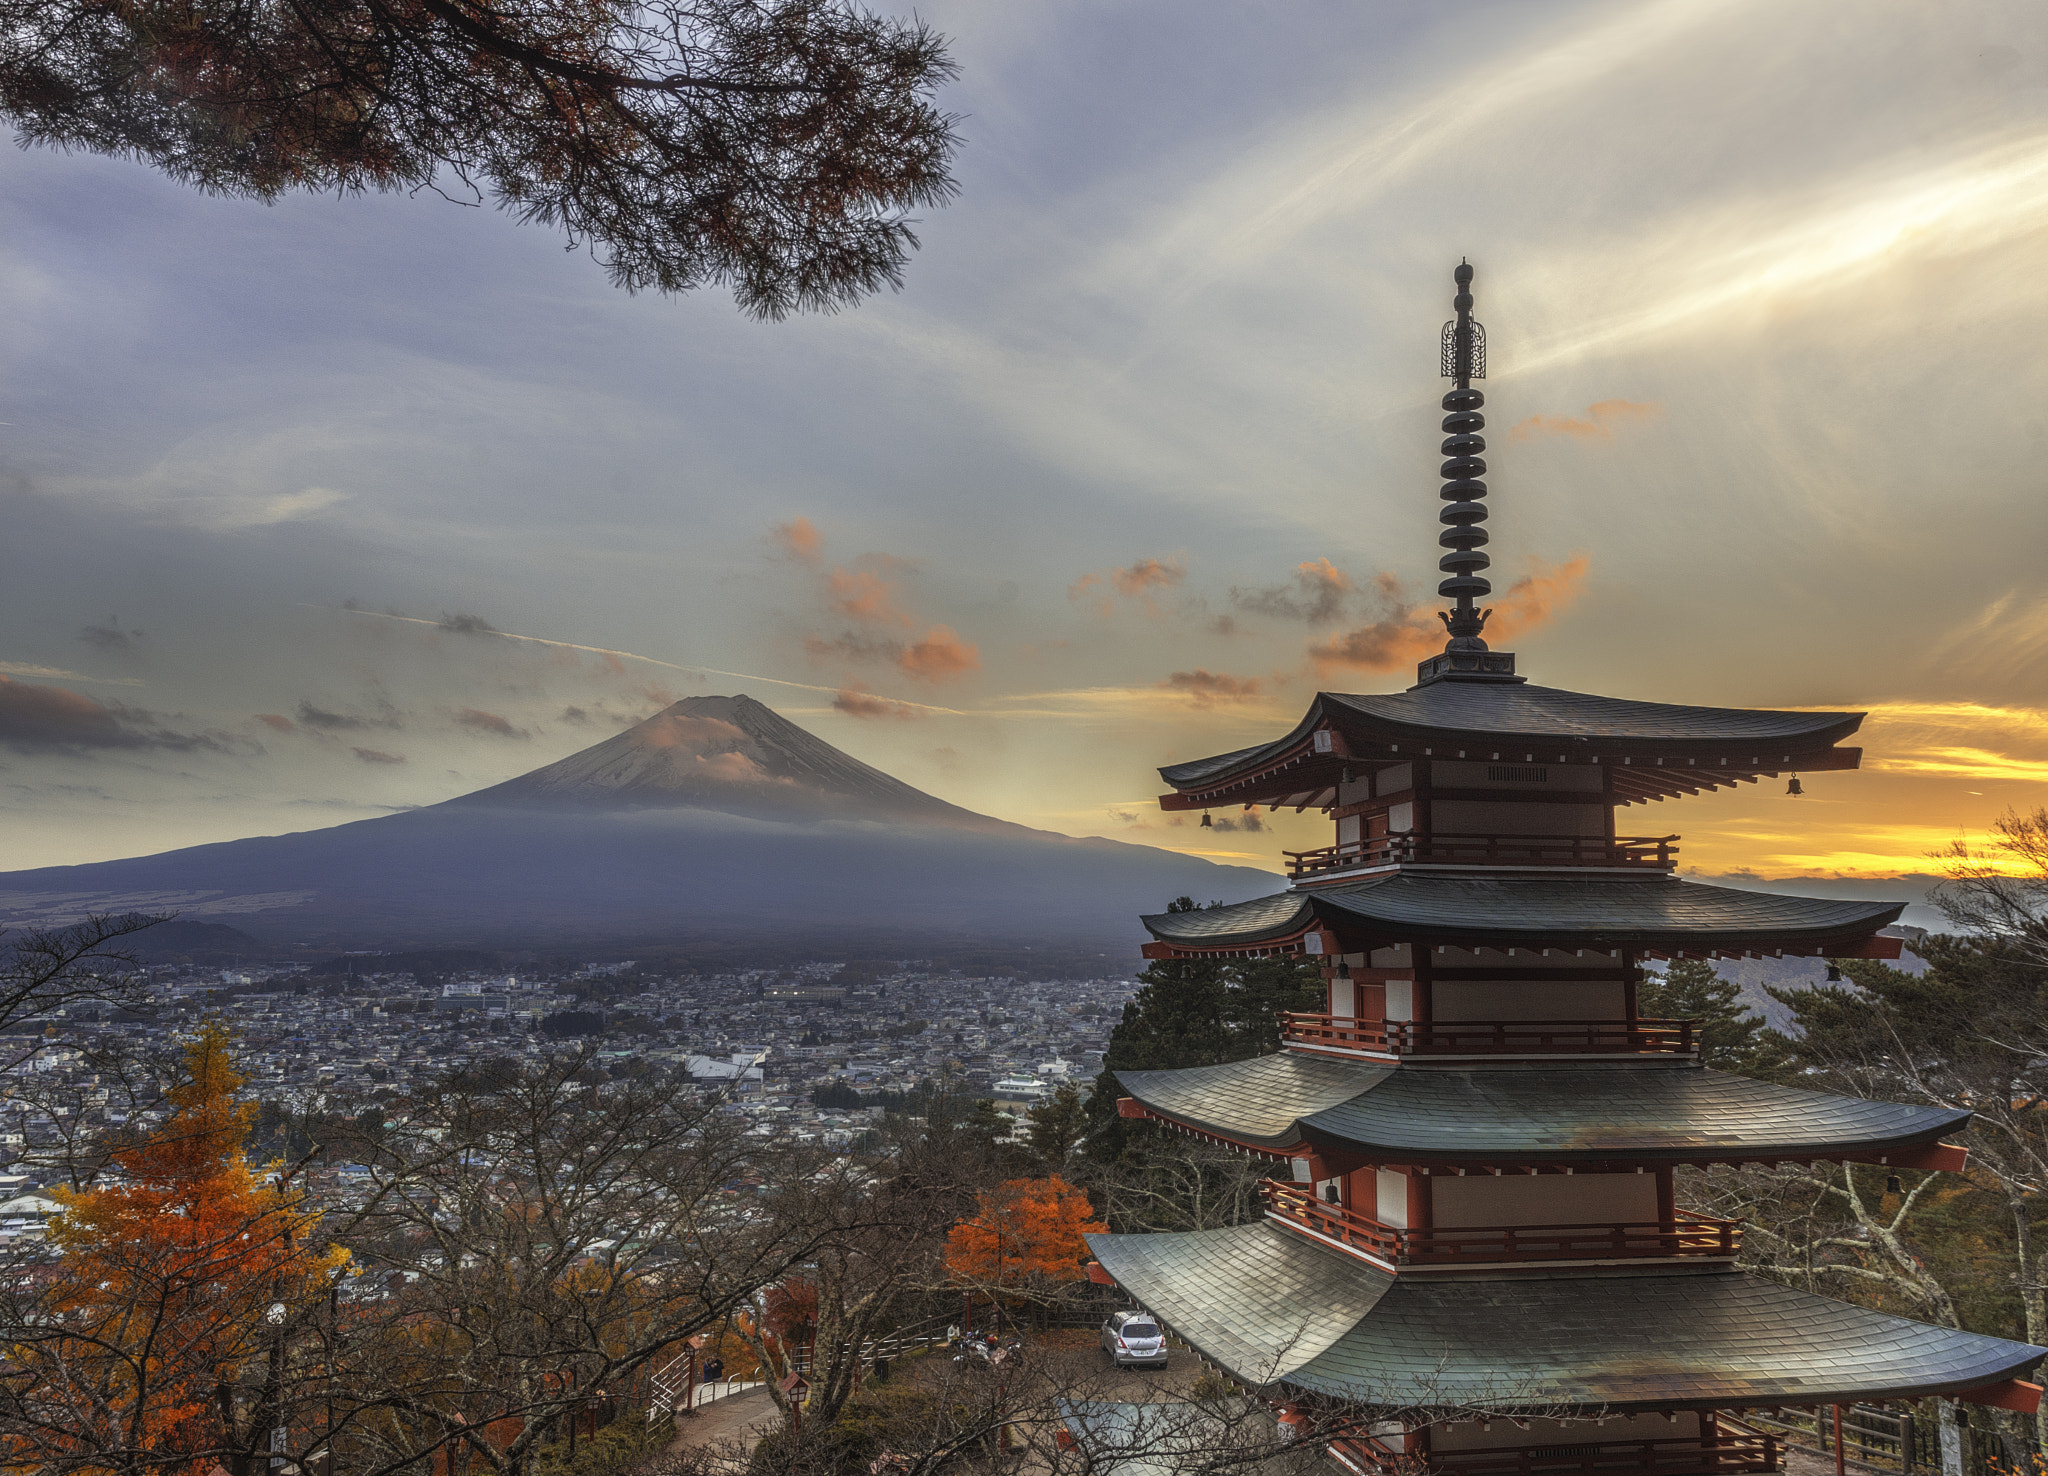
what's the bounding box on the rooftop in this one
[1115,1052,1966,1165]
[1087,1220,2045,1412]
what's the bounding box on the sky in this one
[4,0,2048,888]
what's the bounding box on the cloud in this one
[1210,810,1267,833]
[1488,554,1592,640]
[898,627,979,684]
[454,707,528,739]
[828,568,913,627]
[697,750,783,784]
[1509,400,1663,443]
[560,706,592,724]
[1159,668,1264,707]
[772,517,823,563]
[803,631,904,665]
[1308,558,1589,676]
[1309,618,1443,676]
[1112,558,1186,597]
[0,661,143,688]
[79,618,144,652]
[0,676,246,754]
[197,486,350,529]
[437,612,499,635]
[295,700,402,732]
[633,712,749,752]
[351,746,406,765]
[1070,557,1188,617]
[255,713,295,732]
[833,683,920,719]
[928,745,962,776]
[1230,558,1352,623]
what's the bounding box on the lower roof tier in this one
[1087,1220,2044,1412]
[1140,874,1903,957]
[1116,1053,1967,1165]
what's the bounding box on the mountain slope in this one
[453,695,1000,827]
[0,695,1281,950]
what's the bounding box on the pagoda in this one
[1084,264,2046,1476]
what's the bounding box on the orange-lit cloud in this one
[833,683,920,720]
[256,713,295,732]
[1159,668,1264,707]
[1307,556,1589,676]
[1232,558,1352,623]
[1113,558,1186,596]
[1510,399,1663,443]
[772,517,823,562]
[899,627,979,684]
[1489,553,1592,639]
[828,568,913,627]
[1071,557,1187,617]
[1308,615,1442,676]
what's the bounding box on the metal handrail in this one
[1282,1013,1698,1057]
[1263,1182,1743,1265]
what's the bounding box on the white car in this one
[1101,1311,1168,1368]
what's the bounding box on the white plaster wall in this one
[1374,1169,1410,1227]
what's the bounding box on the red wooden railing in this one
[1262,1182,1743,1265]
[1285,834,1679,880]
[1331,1421,1779,1476]
[1282,1013,1698,1057]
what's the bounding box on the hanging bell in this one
[1825,963,1842,982]
[1886,1174,1903,1195]
[1786,776,1804,796]
[1200,811,1213,828]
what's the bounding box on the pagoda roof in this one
[1115,1053,1966,1164]
[1085,1221,2044,1412]
[1158,687,1864,810]
[1141,876,1904,957]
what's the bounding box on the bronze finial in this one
[1416,261,1522,686]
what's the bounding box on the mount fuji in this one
[0,696,1280,952]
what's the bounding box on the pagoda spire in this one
[1415,259,1522,686]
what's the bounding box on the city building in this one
[1084,264,2046,1476]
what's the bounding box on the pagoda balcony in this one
[1262,1182,1743,1267]
[1282,1012,1699,1058]
[1285,834,1679,880]
[1330,1421,1779,1476]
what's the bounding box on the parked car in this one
[1101,1311,1167,1368]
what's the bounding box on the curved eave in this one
[1141,880,1906,961]
[1115,1053,1971,1166]
[1156,690,1867,812]
[1087,1222,2044,1413]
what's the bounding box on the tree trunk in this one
[2015,1202,2048,1456]
[1939,1401,1967,1476]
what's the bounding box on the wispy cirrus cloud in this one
[1510,399,1662,443]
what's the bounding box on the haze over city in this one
[5,0,2046,886]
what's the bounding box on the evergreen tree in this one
[1027,1080,1088,1168]
[1637,958,1792,1077]
[1085,898,1322,1158]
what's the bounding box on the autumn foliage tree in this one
[0,1023,348,1476]
[944,1176,1105,1306]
